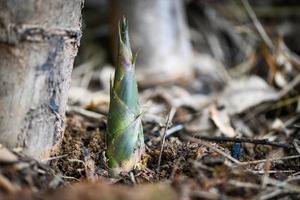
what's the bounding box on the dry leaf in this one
[219,76,279,115]
[209,105,236,137]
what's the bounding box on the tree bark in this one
[111,0,193,87]
[0,0,82,159]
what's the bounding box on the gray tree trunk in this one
[0,0,82,159]
[111,0,193,87]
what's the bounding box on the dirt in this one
[1,82,300,200]
[46,109,299,199]
[0,100,300,200]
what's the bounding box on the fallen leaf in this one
[209,105,236,137]
[219,76,279,115]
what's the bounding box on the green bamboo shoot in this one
[107,18,144,175]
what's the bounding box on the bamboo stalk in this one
[106,18,144,176]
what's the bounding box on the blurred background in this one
[69,0,300,118]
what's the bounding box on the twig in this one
[259,189,283,200]
[238,155,300,166]
[292,171,300,176]
[183,135,240,164]
[41,154,68,162]
[265,177,300,192]
[246,170,295,175]
[228,180,261,189]
[193,135,292,149]
[129,172,136,185]
[262,157,271,188]
[157,107,176,176]
[287,175,300,182]
[83,148,97,182]
[241,0,274,50]
[166,124,184,138]
[61,176,80,181]
[66,106,105,120]
[293,139,300,154]
[68,158,85,165]
[278,74,300,98]
[258,177,300,199]
[269,95,300,111]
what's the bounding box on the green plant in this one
[106,18,144,175]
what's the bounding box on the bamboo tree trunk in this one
[0,0,82,159]
[111,0,193,86]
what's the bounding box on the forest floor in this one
[1,58,300,199]
[1,2,300,200]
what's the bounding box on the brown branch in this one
[183,135,241,164]
[192,135,293,149]
[157,107,177,177]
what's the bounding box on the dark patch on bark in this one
[49,95,59,114]
[38,36,65,116]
